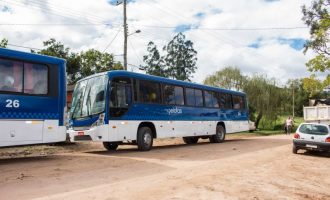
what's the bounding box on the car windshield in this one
[299,124,329,135]
[70,75,107,119]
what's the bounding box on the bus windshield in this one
[71,75,107,119]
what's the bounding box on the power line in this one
[7,43,42,51]
[102,29,122,53]
[0,23,308,31]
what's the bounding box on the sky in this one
[0,0,326,85]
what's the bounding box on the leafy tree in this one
[34,38,123,83]
[140,42,166,77]
[302,74,323,97]
[79,49,121,78]
[163,33,197,81]
[0,38,8,48]
[141,33,197,81]
[282,79,310,117]
[302,0,330,72]
[243,75,283,129]
[302,74,330,99]
[203,66,246,91]
[33,38,80,83]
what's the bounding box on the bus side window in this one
[24,63,48,95]
[185,88,195,106]
[138,80,161,104]
[163,85,184,105]
[204,91,214,107]
[232,95,245,110]
[0,59,23,93]
[195,89,203,107]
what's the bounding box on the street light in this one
[128,29,141,36]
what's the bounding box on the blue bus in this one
[0,48,67,147]
[68,71,249,151]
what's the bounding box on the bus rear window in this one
[0,58,48,95]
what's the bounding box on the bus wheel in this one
[137,127,153,151]
[210,125,226,143]
[183,137,199,144]
[103,142,119,151]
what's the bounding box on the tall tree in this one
[163,33,197,81]
[302,0,330,72]
[203,66,246,91]
[140,42,166,77]
[0,38,8,48]
[141,33,197,81]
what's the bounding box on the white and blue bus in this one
[68,71,249,151]
[0,48,67,147]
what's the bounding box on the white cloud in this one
[0,0,327,84]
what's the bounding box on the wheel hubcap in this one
[144,133,152,145]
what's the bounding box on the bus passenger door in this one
[108,77,133,141]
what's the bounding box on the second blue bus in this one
[68,71,249,151]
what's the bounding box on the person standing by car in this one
[285,116,294,135]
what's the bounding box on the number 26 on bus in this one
[5,99,20,108]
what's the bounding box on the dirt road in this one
[1,134,329,200]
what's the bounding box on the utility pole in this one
[292,80,295,118]
[123,0,128,70]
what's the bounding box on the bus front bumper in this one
[67,127,103,142]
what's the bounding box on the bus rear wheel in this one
[137,127,153,151]
[210,125,226,143]
[183,137,199,144]
[103,142,119,151]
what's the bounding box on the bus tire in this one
[137,127,153,151]
[103,142,119,151]
[210,125,226,143]
[183,137,199,144]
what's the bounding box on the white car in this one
[292,123,330,154]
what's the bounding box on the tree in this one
[140,42,166,77]
[0,38,8,48]
[141,33,197,81]
[163,33,197,81]
[79,49,122,78]
[203,66,246,91]
[302,74,323,97]
[302,0,330,72]
[33,38,80,84]
[35,38,123,83]
[302,74,330,98]
[243,75,283,129]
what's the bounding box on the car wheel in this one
[137,127,153,151]
[103,142,119,151]
[292,145,298,154]
[183,137,199,144]
[210,125,226,143]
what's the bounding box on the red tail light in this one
[293,133,300,139]
[326,137,330,143]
